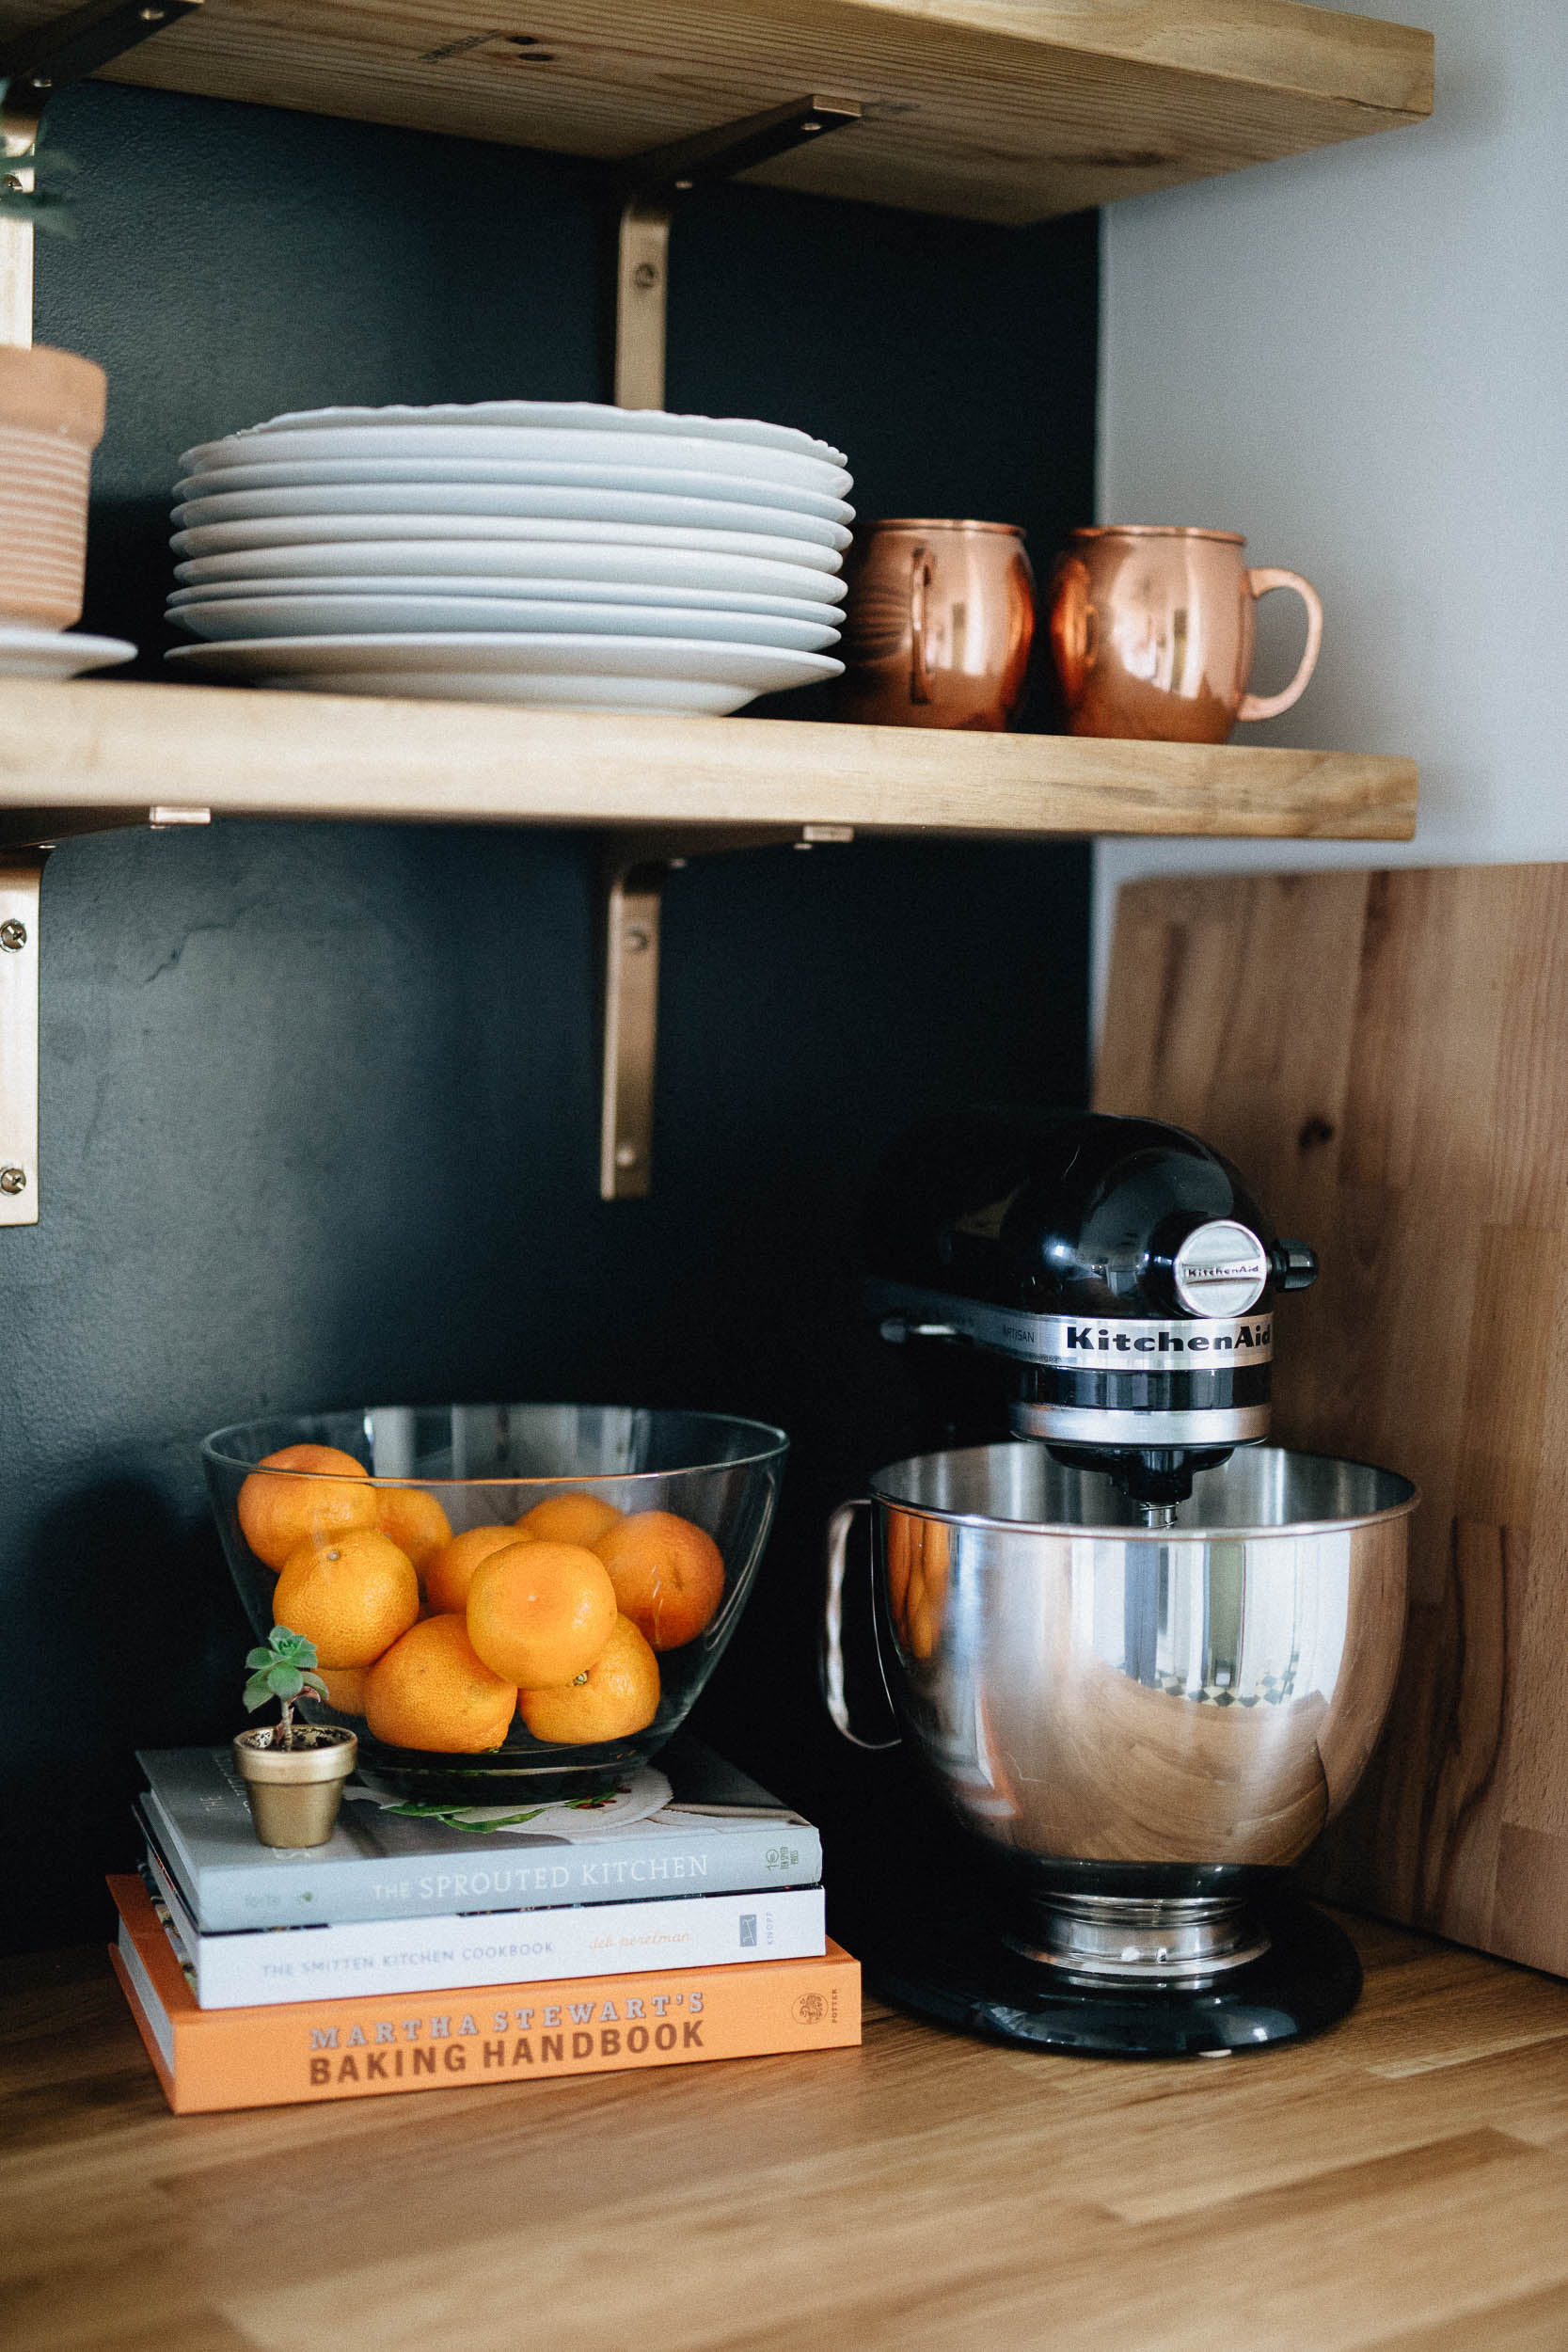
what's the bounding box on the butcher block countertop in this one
[6,1910,1568,2352]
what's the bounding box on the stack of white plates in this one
[165,402,851,714]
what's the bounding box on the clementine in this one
[273,1528,420,1667]
[365,1613,516,1754]
[373,1485,453,1576]
[514,1488,623,1549]
[594,1509,724,1652]
[424,1522,523,1615]
[318,1662,369,1716]
[518,1614,660,1746]
[237,1444,379,1572]
[466,1540,617,1688]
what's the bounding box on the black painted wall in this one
[3,84,1096,1952]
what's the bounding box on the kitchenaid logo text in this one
[1062,1320,1272,1356]
[306,1992,705,2084]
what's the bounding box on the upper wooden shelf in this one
[0,0,1434,224]
[0,678,1417,844]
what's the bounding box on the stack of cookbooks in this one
[111,1739,858,2113]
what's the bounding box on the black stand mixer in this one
[825,1108,1416,2057]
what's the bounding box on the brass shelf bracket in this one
[0,0,203,344]
[0,850,46,1226]
[614,94,861,409]
[599,825,853,1200]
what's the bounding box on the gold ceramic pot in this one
[233,1725,357,1848]
[835,518,1036,730]
[1048,525,1323,743]
[0,344,107,628]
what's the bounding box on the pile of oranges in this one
[235,1445,726,1754]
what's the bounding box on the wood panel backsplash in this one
[1097,866,1568,1977]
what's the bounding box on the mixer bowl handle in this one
[821,1498,902,1752]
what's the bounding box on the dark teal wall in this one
[5,84,1096,1949]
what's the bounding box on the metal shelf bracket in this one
[603,96,863,1194]
[599,825,852,1200]
[0,0,203,344]
[614,94,861,410]
[0,850,46,1226]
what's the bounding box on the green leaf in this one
[301,1671,329,1699]
[243,1674,275,1711]
[245,1646,275,1670]
[271,1665,304,1699]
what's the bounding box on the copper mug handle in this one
[1238,567,1323,723]
[909,546,933,705]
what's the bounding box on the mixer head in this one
[865,1107,1317,1514]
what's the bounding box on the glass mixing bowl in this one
[203,1404,788,1796]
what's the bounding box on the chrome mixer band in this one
[870,1283,1275,1369]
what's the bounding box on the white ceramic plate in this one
[0,628,136,678]
[172,537,847,599]
[175,453,855,510]
[172,518,846,580]
[169,594,841,650]
[166,573,847,625]
[171,487,851,550]
[172,468,854,527]
[166,632,841,712]
[184,400,846,468]
[181,426,850,500]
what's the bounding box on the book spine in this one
[177,1814,824,1931]
[179,1883,827,2008]
[112,1897,860,2117]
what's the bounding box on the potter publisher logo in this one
[792,1993,827,2026]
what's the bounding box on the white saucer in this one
[171,467,855,528]
[0,628,136,679]
[168,593,841,651]
[172,534,847,596]
[171,490,851,554]
[166,631,843,713]
[166,574,846,625]
[182,401,847,469]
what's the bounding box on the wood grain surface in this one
[0,679,1418,845]
[4,1916,1568,2352]
[0,0,1433,225]
[1097,866,1568,1979]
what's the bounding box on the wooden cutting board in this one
[1096,865,1568,1977]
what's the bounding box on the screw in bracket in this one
[631,262,659,291]
[0,919,27,951]
[0,1168,26,1195]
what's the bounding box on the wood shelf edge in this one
[0,678,1417,843]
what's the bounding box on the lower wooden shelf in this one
[0,678,1417,844]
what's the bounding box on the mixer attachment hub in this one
[1011,1893,1272,1986]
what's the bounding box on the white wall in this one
[1093,0,1568,1021]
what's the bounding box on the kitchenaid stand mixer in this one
[825,1109,1416,2057]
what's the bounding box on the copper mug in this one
[1048,526,1323,743]
[835,519,1036,730]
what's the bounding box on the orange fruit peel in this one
[273,1527,420,1667]
[513,1488,624,1549]
[518,1615,660,1746]
[466,1540,618,1688]
[237,1444,379,1572]
[365,1613,517,1754]
[424,1522,524,1615]
[594,1509,725,1652]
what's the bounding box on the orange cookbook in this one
[108,1873,860,2115]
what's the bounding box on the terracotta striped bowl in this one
[0,344,106,629]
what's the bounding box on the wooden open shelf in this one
[0,0,1434,225]
[0,678,1417,845]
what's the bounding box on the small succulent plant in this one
[245,1625,329,1748]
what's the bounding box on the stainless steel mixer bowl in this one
[827,1445,1416,1876]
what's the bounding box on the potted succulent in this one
[234,1625,358,1848]
[0,126,106,629]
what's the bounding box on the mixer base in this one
[873,1893,1363,2058]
